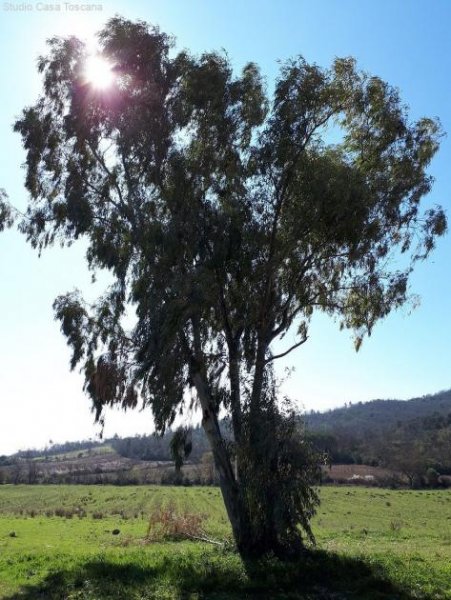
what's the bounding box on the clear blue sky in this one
[0,0,450,455]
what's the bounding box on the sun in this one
[84,55,115,90]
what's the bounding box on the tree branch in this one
[264,335,308,364]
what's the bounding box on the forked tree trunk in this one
[192,363,298,559]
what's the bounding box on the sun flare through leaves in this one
[84,54,115,89]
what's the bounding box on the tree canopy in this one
[6,17,447,557]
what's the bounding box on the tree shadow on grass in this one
[3,548,422,600]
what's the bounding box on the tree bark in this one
[191,371,243,541]
[228,348,242,444]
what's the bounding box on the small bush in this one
[54,508,75,518]
[390,520,402,532]
[146,501,206,542]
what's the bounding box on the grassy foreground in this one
[0,485,450,599]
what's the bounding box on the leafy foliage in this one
[0,189,15,232]
[169,427,193,474]
[11,16,446,557]
[238,400,321,552]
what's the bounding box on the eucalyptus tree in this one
[6,17,446,557]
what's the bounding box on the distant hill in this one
[2,388,451,487]
[305,390,451,481]
[305,389,451,436]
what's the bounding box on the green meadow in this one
[0,485,450,599]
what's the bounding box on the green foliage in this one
[11,16,447,557]
[238,390,321,553]
[14,17,446,427]
[0,189,14,232]
[169,427,192,474]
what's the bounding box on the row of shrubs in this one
[3,465,450,489]
[9,507,150,519]
[0,467,219,487]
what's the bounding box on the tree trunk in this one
[191,343,303,560]
[228,350,242,444]
[192,370,276,558]
[191,371,242,537]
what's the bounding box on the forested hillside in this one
[306,390,451,485]
[305,389,451,434]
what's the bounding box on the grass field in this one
[0,485,450,599]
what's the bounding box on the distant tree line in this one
[109,425,213,463]
[2,392,451,489]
